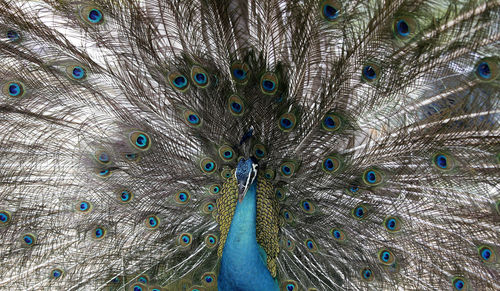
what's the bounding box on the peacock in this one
[0,0,499,290]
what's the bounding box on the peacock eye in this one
[231,61,250,84]
[190,66,210,88]
[321,0,341,21]
[260,72,279,95]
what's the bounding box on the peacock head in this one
[235,157,258,203]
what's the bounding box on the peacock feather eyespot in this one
[260,72,279,95]
[305,238,319,252]
[360,267,374,282]
[208,184,221,195]
[321,112,342,132]
[383,216,402,233]
[252,143,267,159]
[321,154,342,174]
[452,276,467,291]
[94,150,111,164]
[80,6,104,25]
[264,168,275,180]
[130,283,146,291]
[278,113,297,132]
[201,201,216,214]
[168,72,190,91]
[392,15,418,41]
[137,275,149,284]
[183,109,202,127]
[228,95,245,116]
[22,233,36,247]
[362,168,384,186]
[300,200,316,214]
[178,233,193,247]
[129,131,151,151]
[145,215,160,229]
[0,210,12,225]
[378,248,396,265]
[330,228,346,242]
[352,204,369,220]
[117,189,133,203]
[283,238,296,252]
[174,190,191,204]
[346,185,360,196]
[432,152,454,171]
[477,245,496,263]
[220,167,232,179]
[111,277,120,284]
[50,268,64,280]
[475,58,498,81]
[218,145,235,162]
[361,63,381,83]
[150,287,162,291]
[230,61,250,84]
[281,280,298,291]
[92,226,107,240]
[76,201,92,213]
[204,234,218,248]
[124,153,140,162]
[190,66,210,88]
[6,30,21,42]
[201,272,217,287]
[282,209,295,224]
[280,160,299,177]
[2,81,25,98]
[320,0,341,22]
[200,157,217,174]
[66,65,87,81]
[96,168,112,178]
[276,187,286,201]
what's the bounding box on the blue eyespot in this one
[174,76,187,88]
[8,83,22,96]
[323,5,339,20]
[363,269,372,279]
[284,211,290,219]
[363,65,377,80]
[435,154,447,169]
[133,286,143,291]
[72,66,85,79]
[324,116,336,128]
[99,169,110,176]
[179,193,187,201]
[135,134,147,147]
[95,228,104,238]
[224,151,232,158]
[148,217,158,228]
[333,230,341,238]
[205,162,214,171]
[352,204,368,219]
[120,190,131,202]
[178,233,192,247]
[233,69,246,80]
[477,62,491,79]
[349,186,359,193]
[204,275,213,283]
[99,153,109,163]
[230,102,243,114]
[262,80,275,91]
[324,158,335,171]
[112,277,120,283]
[51,268,63,279]
[381,251,390,262]
[6,30,20,41]
[365,171,377,184]
[386,219,396,230]
[188,114,200,125]
[396,20,409,36]
[287,284,295,291]
[0,211,10,223]
[303,201,310,211]
[125,153,138,161]
[280,117,293,129]
[23,234,36,246]
[282,165,291,175]
[87,9,103,24]
[80,202,89,211]
[482,248,491,260]
[195,73,207,84]
[138,276,148,284]
[454,279,464,290]
[255,149,264,157]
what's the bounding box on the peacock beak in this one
[238,183,249,203]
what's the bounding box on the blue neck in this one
[218,179,279,291]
